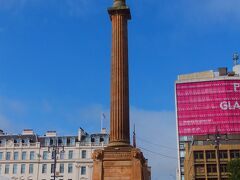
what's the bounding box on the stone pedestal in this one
[92,147,150,180]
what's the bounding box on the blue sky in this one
[0,0,239,179]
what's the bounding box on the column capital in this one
[108,6,131,20]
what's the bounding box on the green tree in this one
[227,158,240,180]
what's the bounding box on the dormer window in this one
[58,138,63,145]
[0,139,6,146]
[45,138,50,146]
[70,137,75,146]
[50,138,54,145]
[67,138,70,145]
[100,137,104,142]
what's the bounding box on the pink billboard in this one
[176,80,240,136]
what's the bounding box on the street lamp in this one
[48,140,65,180]
[206,129,228,180]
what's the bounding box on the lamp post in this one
[48,141,65,180]
[207,129,228,180]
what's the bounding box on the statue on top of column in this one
[113,0,126,7]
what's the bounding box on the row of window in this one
[0,139,31,145]
[0,164,87,175]
[0,150,87,161]
[44,136,105,147]
[44,137,76,147]
[45,164,86,175]
[0,151,34,161]
[0,136,106,147]
[195,164,227,174]
[194,150,240,160]
[0,164,33,174]
[195,178,228,180]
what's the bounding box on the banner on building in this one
[176,80,240,136]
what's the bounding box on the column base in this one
[108,141,131,147]
[92,146,151,180]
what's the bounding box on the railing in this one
[206,158,216,162]
[0,143,5,147]
[0,143,38,148]
[14,143,20,147]
[194,159,204,163]
[207,172,218,176]
[0,142,106,148]
[78,142,105,147]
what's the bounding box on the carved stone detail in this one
[104,151,132,160]
[131,149,142,159]
[92,150,103,161]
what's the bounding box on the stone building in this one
[184,135,240,180]
[0,128,109,180]
[175,61,240,180]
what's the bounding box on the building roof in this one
[176,65,240,83]
[0,128,109,147]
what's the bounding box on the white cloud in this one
[0,114,11,130]
[0,97,26,133]
[62,104,110,133]
[73,105,178,179]
[0,97,178,179]
[130,107,177,180]
[0,96,26,114]
[0,113,22,134]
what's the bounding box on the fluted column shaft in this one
[109,8,131,146]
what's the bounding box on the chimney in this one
[22,129,34,135]
[45,131,57,137]
[218,67,228,76]
[78,128,85,141]
[101,128,107,134]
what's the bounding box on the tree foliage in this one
[227,158,240,180]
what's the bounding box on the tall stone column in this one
[92,1,151,179]
[108,0,131,146]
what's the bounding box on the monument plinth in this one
[92,147,149,180]
[92,0,150,179]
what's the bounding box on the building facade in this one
[184,135,240,180]
[0,128,109,180]
[175,63,240,180]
